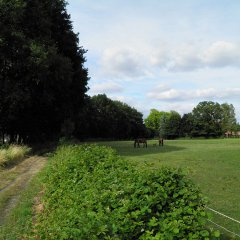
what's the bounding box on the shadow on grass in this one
[98,141,186,157]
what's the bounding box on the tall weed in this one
[0,145,31,167]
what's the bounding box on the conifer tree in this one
[0,0,89,142]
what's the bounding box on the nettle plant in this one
[36,145,219,240]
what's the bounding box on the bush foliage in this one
[36,145,219,239]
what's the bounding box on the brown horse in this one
[159,138,164,146]
[134,138,147,148]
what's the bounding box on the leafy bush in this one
[36,145,219,239]
[0,145,31,167]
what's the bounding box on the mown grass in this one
[98,139,240,238]
[0,145,31,168]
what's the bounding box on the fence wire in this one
[206,206,240,238]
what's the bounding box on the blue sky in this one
[67,0,240,121]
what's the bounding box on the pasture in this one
[98,138,240,237]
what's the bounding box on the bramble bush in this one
[35,145,219,239]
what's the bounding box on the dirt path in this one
[0,156,48,224]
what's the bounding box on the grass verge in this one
[0,170,44,239]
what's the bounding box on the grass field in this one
[1,139,239,239]
[97,138,240,238]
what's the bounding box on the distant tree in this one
[220,103,237,132]
[144,109,161,132]
[166,111,181,139]
[77,94,146,140]
[0,0,89,143]
[180,113,194,137]
[145,109,167,136]
[158,111,181,139]
[159,113,170,138]
[232,123,240,132]
[191,101,222,137]
[145,109,181,139]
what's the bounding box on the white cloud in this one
[147,85,184,101]
[150,41,240,72]
[90,82,123,94]
[149,47,170,68]
[202,41,240,67]
[147,85,240,101]
[96,41,240,80]
[100,48,147,79]
[168,44,203,71]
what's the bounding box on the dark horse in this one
[159,138,164,146]
[134,138,147,148]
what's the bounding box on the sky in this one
[67,0,240,121]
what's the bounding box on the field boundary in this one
[207,219,240,238]
[206,207,240,224]
[206,206,240,238]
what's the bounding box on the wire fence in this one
[206,206,240,238]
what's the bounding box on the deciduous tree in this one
[192,101,222,137]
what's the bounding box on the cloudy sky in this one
[67,0,240,120]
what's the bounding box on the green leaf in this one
[213,230,220,238]
[173,228,179,234]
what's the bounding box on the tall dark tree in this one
[76,94,146,140]
[113,100,146,139]
[180,113,194,137]
[0,0,89,143]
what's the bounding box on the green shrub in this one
[0,145,31,167]
[36,145,219,239]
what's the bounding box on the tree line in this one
[1,0,239,143]
[145,101,240,139]
[74,94,146,140]
[0,0,148,143]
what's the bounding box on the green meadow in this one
[97,138,240,237]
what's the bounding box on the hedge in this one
[35,144,219,240]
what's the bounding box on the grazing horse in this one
[159,138,164,146]
[134,138,147,148]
